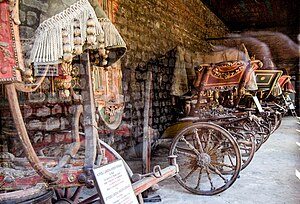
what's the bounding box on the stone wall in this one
[1,0,229,157]
[114,0,229,154]
[115,0,228,68]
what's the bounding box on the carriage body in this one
[255,69,283,100]
[0,1,178,203]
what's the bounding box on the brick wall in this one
[115,0,228,68]
[115,0,229,154]
[1,0,229,156]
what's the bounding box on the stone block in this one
[54,133,65,143]
[23,0,49,13]
[27,11,38,26]
[23,105,33,118]
[45,117,60,131]
[52,105,62,115]
[36,106,50,117]
[67,106,74,114]
[60,117,69,130]
[19,10,26,24]
[117,143,127,151]
[28,120,43,130]
[43,134,52,144]
[64,132,72,141]
[19,26,35,41]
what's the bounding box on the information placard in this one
[34,63,58,76]
[92,160,138,204]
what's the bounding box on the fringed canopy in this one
[29,0,126,66]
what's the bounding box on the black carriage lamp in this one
[29,0,126,68]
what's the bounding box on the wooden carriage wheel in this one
[241,118,265,151]
[214,115,257,171]
[169,122,241,195]
[0,185,53,204]
[259,119,272,144]
[225,127,256,171]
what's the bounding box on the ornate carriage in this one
[0,1,178,203]
[161,55,286,195]
[0,0,289,203]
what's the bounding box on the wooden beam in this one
[80,52,99,169]
[143,68,152,174]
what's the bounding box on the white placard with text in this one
[93,160,138,204]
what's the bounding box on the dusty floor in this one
[127,116,300,204]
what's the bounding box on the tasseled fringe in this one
[98,18,126,49]
[30,0,103,64]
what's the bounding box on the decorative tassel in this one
[97,17,126,66]
[30,0,104,64]
[98,18,126,49]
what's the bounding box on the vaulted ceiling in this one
[201,0,299,41]
[201,0,299,73]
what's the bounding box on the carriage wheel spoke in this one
[227,153,235,167]
[205,166,215,191]
[208,140,223,154]
[195,167,203,189]
[194,129,204,153]
[211,161,235,170]
[64,187,71,198]
[181,136,200,155]
[70,186,84,202]
[209,164,227,182]
[182,166,198,182]
[204,131,212,152]
[176,147,197,158]
[55,188,63,200]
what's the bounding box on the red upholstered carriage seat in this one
[201,61,247,89]
[192,60,255,109]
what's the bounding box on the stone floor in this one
[127,116,300,204]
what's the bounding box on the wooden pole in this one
[143,67,152,174]
[6,84,57,181]
[80,52,99,169]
